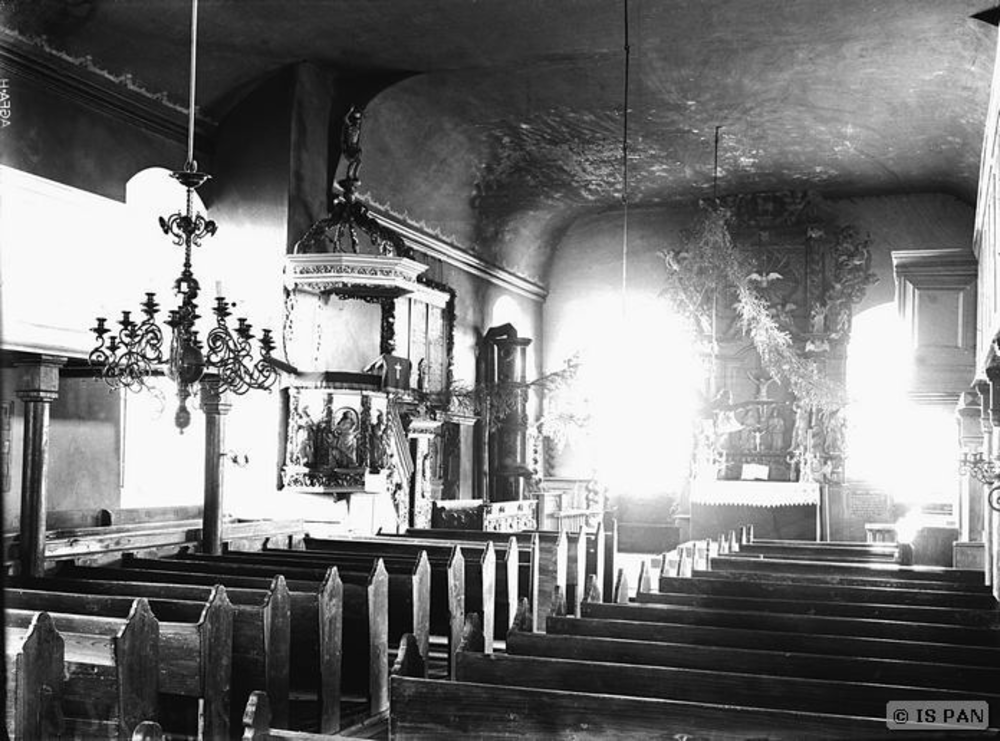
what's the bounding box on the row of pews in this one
[389,526,1000,738]
[9,518,999,738]
[5,521,615,739]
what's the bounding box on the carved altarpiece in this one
[693,192,877,488]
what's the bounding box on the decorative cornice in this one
[0,32,215,148]
[367,210,548,302]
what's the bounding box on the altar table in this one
[690,480,822,541]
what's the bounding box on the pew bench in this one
[389,674,974,739]
[5,611,65,741]
[391,528,570,631]
[660,573,997,608]
[117,554,381,732]
[6,601,159,740]
[26,572,290,736]
[505,625,1000,694]
[295,538,471,660]
[580,600,1000,647]
[639,588,1000,627]
[453,650,1000,722]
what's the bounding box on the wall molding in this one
[0,34,215,149]
[370,210,548,302]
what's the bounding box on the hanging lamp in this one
[88,0,278,430]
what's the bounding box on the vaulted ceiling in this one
[2,0,995,282]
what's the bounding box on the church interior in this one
[3,1,1000,738]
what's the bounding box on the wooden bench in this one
[311,535,510,635]
[709,553,988,585]
[23,573,290,734]
[545,611,1000,667]
[505,621,1000,693]
[66,561,347,734]
[389,674,964,739]
[119,554,385,728]
[6,600,159,740]
[639,588,1000,627]
[453,650,1000,722]
[5,611,64,741]
[660,573,997,608]
[220,547,432,669]
[295,539,468,664]
[737,540,898,561]
[398,528,569,630]
[8,582,233,740]
[580,600,1000,647]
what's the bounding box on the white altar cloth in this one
[691,480,821,508]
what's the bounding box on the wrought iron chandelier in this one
[88,0,277,430]
[958,451,1000,512]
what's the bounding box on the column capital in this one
[199,379,233,416]
[15,355,66,403]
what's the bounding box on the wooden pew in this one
[291,539,469,662]
[454,651,1000,722]
[302,535,488,646]
[639,588,1000,627]
[694,564,993,593]
[579,600,1000,647]
[7,584,233,740]
[6,600,159,740]
[21,573,291,733]
[241,691,358,741]
[63,562,347,734]
[374,532,540,636]
[709,553,988,585]
[505,624,1000,694]
[545,613,1000,667]
[218,547,432,667]
[737,541,898,562]
[566,529,587,617]
[120,554,387,725]
[240,634,425,741]
[389,675,950,739]
[5,611,64,741]
[660,574,997,609]
[389,529,564,631]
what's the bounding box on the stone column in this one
[201,380,232,555]
[16,356,66,577]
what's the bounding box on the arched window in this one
[554,293,701,497]
[119,168,206,508]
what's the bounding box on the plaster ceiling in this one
[1,0,995,282]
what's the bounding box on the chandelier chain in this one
[186,0,199,168]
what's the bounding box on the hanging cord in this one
[620,0,631,313]
[185,0,199,170]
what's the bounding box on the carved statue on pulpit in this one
[369,410,388,470]
[329,408,360,467]
[290,407,316,467]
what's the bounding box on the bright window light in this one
[554,293,702,497]
[846,303,956,508]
